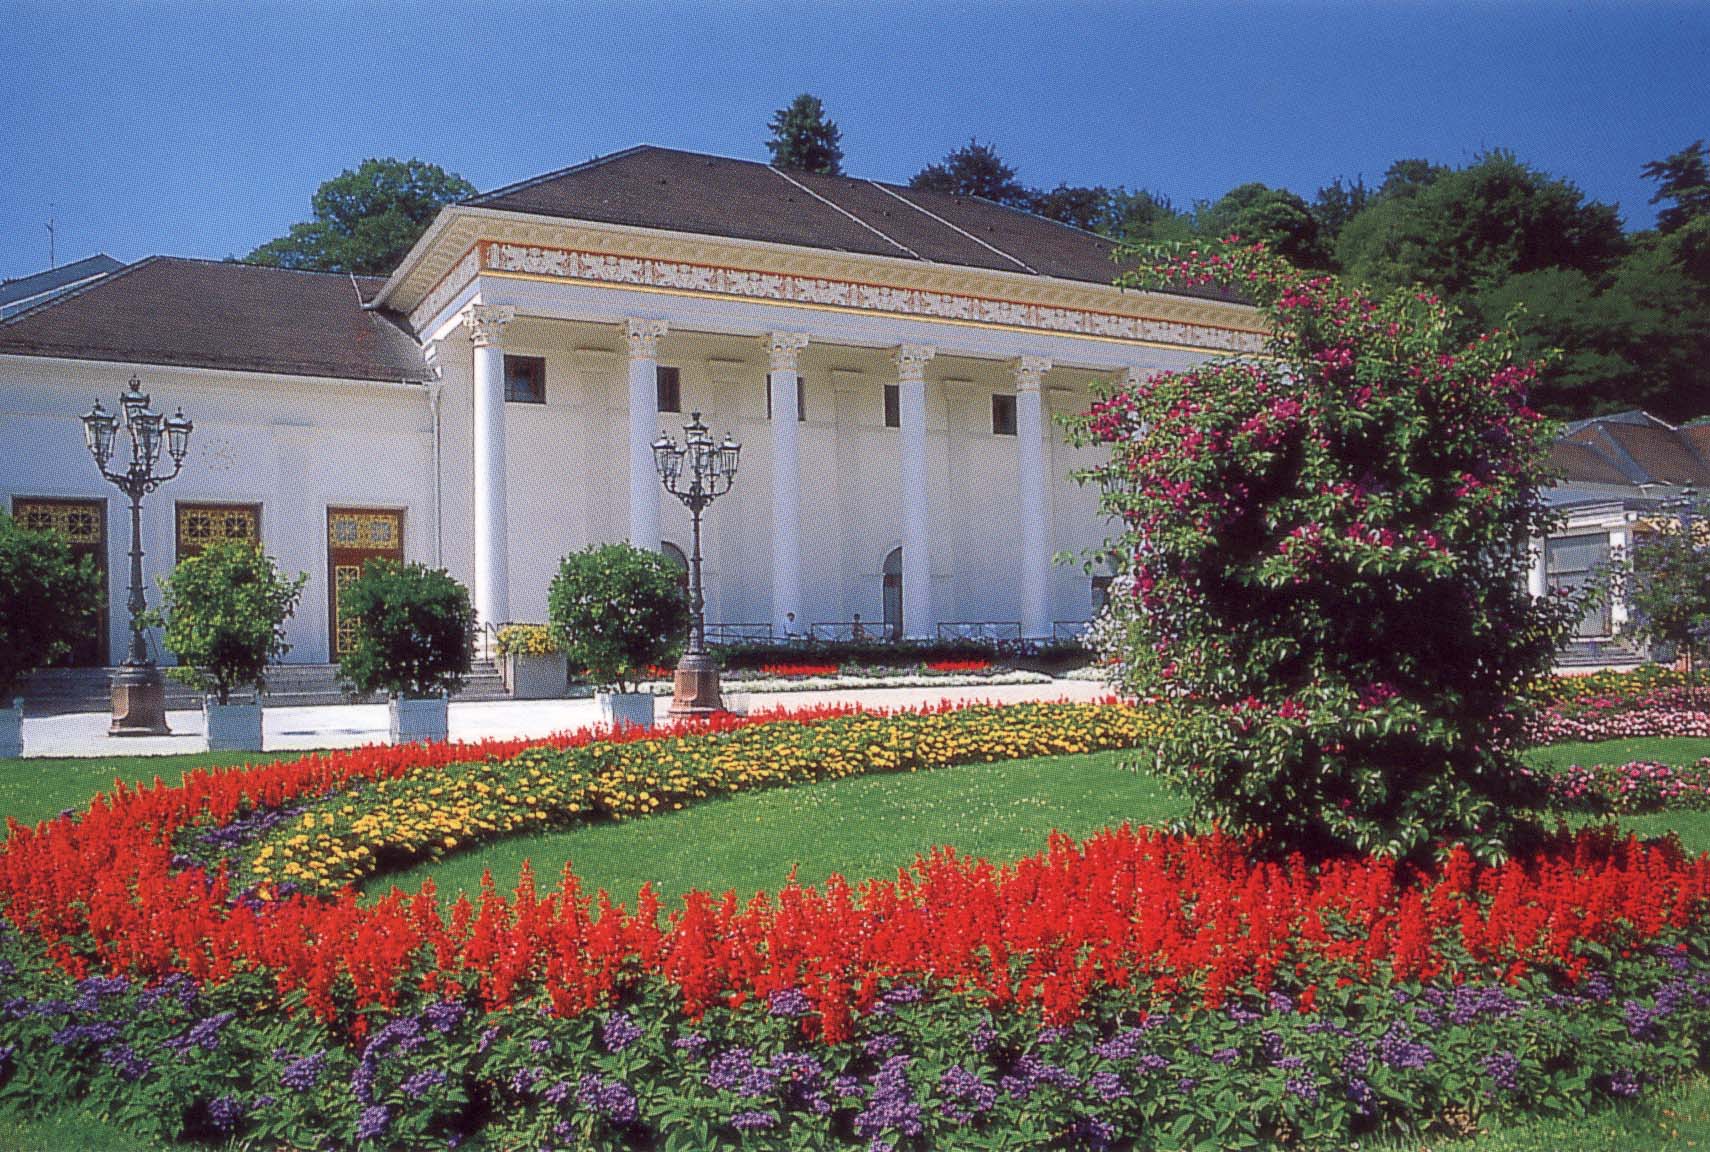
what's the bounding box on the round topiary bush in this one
[154,539,308,704]
[336,559,474,699]
[548,543,690,693]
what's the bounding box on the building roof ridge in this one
[0,255,159,330]
[466,144,657,206]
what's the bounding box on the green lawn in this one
[3,735,1710,1150]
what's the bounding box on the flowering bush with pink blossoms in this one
[1067,241,1581,864]
[1532,758,1710,813]
[1523,687,1710,745]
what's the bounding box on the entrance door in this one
[882,547,903,641]
[13,497,108,666]
[326,508,404,657]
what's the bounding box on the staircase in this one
[18,660,510,715]
[1557,637,1647,670]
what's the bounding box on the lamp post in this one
[81,375,192,735]
[653,411,740,717]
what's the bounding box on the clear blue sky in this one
[2,1,1705,282]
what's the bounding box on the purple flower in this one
[476,1026,499,1053]
[968,1021,997,1053]
[423,1000,466,1034]
[73,975,130,1013]
[1211,1046,1240,1066]
[999,1054,1080,1100]
[544,1080,572,1105]
[864,1032,902,1058]
[1094,1028,1145,1061]
[1037,1025,1067,1045]
[602,1010,643,1053]
[1584,971,1613,1001]
[51,1020,120,1047]
[672,1031,708,1055]
[1138,1053,1172,1075]
[355,1104,390,1142]
[1377,1021,1434,1071]
[1608,1068,1642,1098]
[768,987,812,1018]
[1177,1077,1199,1093]
[207,1095,245,1133]
[99,1043,150,1082]
[1088,1070,1129,1101]
[938,1065,997,1121]
[1346,1077,1375,1115]
[1448,985,1525,1027]
[280,1050,326,1093]
[1267,991,1294,1014]
[1623,1000,1663,1041]
[509,1066,540,1095]
[401,1068,447,1099]
[833,1074,864,1099]
[1482,1050,1520,1093]
[853,1055,922,1140]
[1285,1076,1319,1103]
[730,1110,778,1132]
[578,1074,639,1126]
[530,1037,551,1055]
[1225,1003,1262,1024]
[186,1010,236,1051]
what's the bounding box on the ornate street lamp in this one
[653,411,740,717]
[81,375,192,735]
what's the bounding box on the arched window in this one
[882,547,903,641]
[661,541,690,593]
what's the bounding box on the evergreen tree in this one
[765,94,844,175]
[910,139,1032,208]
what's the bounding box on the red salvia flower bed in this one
[759,662,842,678]
[925,659,992,673]
[4,702,1708,1045]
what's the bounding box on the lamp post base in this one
[110,664,171,736]
[668,651,727,718]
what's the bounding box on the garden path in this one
[17,678,1111,758]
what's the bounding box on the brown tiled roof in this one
[469,146,1234,300]
[1554,412,1710,488]
[0,257,427,383]
[1550,440,1632,486]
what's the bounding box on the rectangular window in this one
[991,393,1018,436]
[884,384,900,428]
[656,365,682,413]
[176,502,261,561]
[766,375,807,421]
[1546,534,1614,637]
[504,355,546,404]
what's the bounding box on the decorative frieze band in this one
[449,242,1265,354]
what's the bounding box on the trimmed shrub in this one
[0,512,101,700]
[336,559,473,698]
[154,539,307,704]
[548,543,689,693]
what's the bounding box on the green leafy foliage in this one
[241,157,475,275]
[765,94,844,175]
[548,543,689,693]
[1066,242,1583,862]
[1195,182,1333,269]
[1622,520,1710,698]
[910,138,1033,208]
[335,559,473,698]
[152,540,307,704]
[0,513,101,701]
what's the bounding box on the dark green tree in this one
[1029,183,1113,231]
[765,94,844,175]
[1335,151,1626,299]
[1642,140,1710,235]
[1623,517,1710,702]
[548,543,689,693]
[1194,183,1333,269]
[0,514,101,701]
[1311,176,1369,247]
[153,540,307,704]
[336,559,474,698]
[243,158,476,275]
[910,139,1032,208]
[1104,187,1193,243]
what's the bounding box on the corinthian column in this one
[1014,356,1052,639]
[466,303,515,636]
[895,343,936,640]
[765,332,809,636]
[622,319,668,551]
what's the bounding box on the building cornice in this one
[385,206,1265,353]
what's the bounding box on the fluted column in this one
[1527,537,1549,598]
[895,343,936,640]
[466,303,515,634]
[622,319,668,551]
[1014,355,1052,639]
[765,332,809,636]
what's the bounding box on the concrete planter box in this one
[503,652,567,700]
[389,694,449,744]
[204,697,264,752]
[0,699,20,759]
[596,691,655,731]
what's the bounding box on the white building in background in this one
[1535,409,1710,662]
[0,146,1261,668]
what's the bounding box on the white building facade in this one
[0,147,1263,667]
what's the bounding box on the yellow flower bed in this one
[241,702,1161,897]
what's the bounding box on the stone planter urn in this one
[204,696,263,753]
[596,691,655,731]
[504,652,567,700]
[0,698,21,759]
[390,694,449,744]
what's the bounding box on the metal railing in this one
[704,622,777,647]
[808,621,889,643]
[935,621,1022,644]
[1052,620,1092,643]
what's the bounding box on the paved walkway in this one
[17,679,1112,759]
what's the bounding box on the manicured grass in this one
[366,748,1181,905]
[1371,1074,1710,1151]
[0,750,303,827]
[1520,735,1710,774]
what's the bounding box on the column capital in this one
[1011,355,1053,392]
[761,331,810,373]
[463,304,515,348]
[621,318,669,360]
[893,343,936,383]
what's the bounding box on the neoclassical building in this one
[0,146,1262,667]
